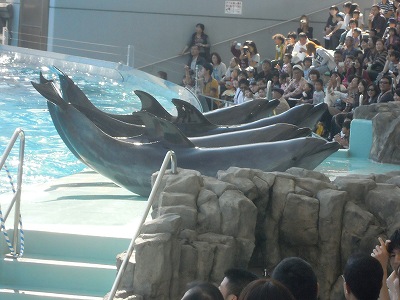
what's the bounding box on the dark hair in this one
[329,5,339,11]
[381,74,393,85]
[303,56,312,63]
[298,32,307,39]
[210,52,222,64]
[349,18,358,26]
[315,78,324,87]
[388,229,400,253]
[239,279,295,300]
[182,281,224,300]
[273,33,286,44]
[287,32,297,39]
[343,1,352,8]
[284,53,292,59]
[390,50,400,60]
[202,63,213,74]
[245,40,258,54]
[309,69,321,79]
[223,268,259,297]
[271,257,318,300]
[196,23,205,32]
[343,254,383,300]
[239,78,250,87]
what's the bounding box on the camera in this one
[300,19,307,24]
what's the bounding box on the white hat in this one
[293,64,304,71]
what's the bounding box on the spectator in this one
[303,56,313,80]
[343,1,353,28]
[271,71,281,89]
[371,229,400,300]
[342,36,358,58]
[308,69,321,86]
[292,33,309,63]
[337,18,359,50]
[283,64,308,100]
[324,6,339,49]
[378,0,395,19]
[334,119,351,149]
[239,279,295,300]
[369,5,388,38]
[181,23,211,62]
[313,78,325,105]
[182,281,224,300]
[218,268,258,300]
[234,78,249,105]
[356,79,369,106]
[366,83,380,104]
[364,38,388,82]
[271,257,318,300]
[326,12,347,50]
[199,63,219,108]
[285,32,297,55]
[272,33,286,62]
[255,59,273,82]
[272,87,290,114]
[306,41,336,75]
[279,72,290,90]
[352,9,364,30]
[231,40,260,69]
[185,45,206,74]
[223,57,241,84]
[342,253,383,300]
[385,26,400,49]
[297,15,313,39]
[276,53,292,75]
[296,82,314,105]
[377,75,395,102]
[211,52,227,82]
[244,41,261,69]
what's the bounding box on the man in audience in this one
[377,75,395,102]
[218,268,259,300]
[369,4,388,38]
[272,87,290,114]
[271,257,319,300]
[342,253,383,300]
[292,32,309,64]
[283,65,308,100]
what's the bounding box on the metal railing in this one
[107,150,177,300]
[0,128,25,256]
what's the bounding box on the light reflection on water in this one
[0,55,176,194]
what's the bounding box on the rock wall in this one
[354,102,400,164]
[115,167,400,300]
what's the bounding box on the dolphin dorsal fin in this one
[138,111,195,147]
[134,90,173,121]
[31,81,68,110]
[171,98,217,128]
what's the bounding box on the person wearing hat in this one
[325,12,347,50]
[272,87,290,115]
[283,64,308,100]
[369,4,389,38]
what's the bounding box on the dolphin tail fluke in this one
[134,90,173,121]
[138,111,195,147]
[39,72,53,84]
[31,81,68,110]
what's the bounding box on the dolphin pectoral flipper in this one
[138,111,195,147]
[31,81,68,109]
[134,90,174,121]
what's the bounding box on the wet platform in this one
[0,170,148,238]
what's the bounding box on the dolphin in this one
[51,67,279,126]
[33,80,311,146]
[36,82,339,196]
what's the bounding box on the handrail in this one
[0,128,25,255]
[107,150,177,300]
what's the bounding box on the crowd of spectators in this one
[179,228,400,300]
[179,1,400,145]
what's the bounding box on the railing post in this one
[126,45,134,67]
[107,150,177,300]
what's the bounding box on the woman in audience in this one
[239,279,295,300]
[305,41,336,75]
[357,79,369,106]
[366,83,380,104]
[210,52,227,82]
[324,6,339,49]
[364,39,388,83]
[181,23,211,62]
[297,15,313,39]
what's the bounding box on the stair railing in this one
[0,128,25,256]
[107,150,177,300]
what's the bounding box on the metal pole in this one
[126,45,131,67]
[2,27,8,45]
[107,151,177,300]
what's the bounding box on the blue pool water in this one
[0,53,183,194]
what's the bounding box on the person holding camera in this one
[230,40,260,70]
[297,15,313,39]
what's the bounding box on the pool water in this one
[0,54,177,194]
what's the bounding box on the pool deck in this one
[0,170,149,238]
